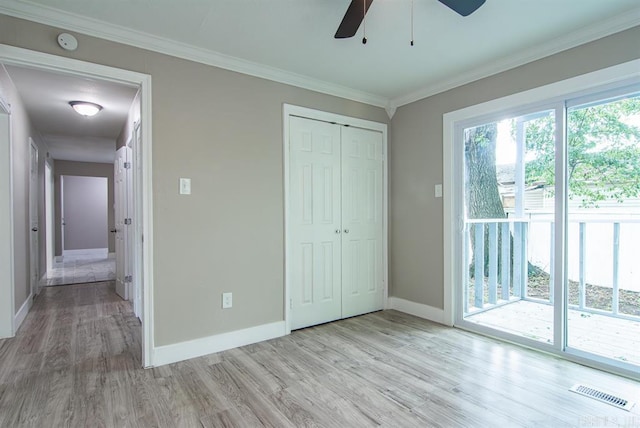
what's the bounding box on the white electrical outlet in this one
[222,292,232,309]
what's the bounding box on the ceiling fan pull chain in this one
[410,0,415,46]
[362,0,367,44]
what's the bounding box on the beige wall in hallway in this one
[0,14,389,347]
[389,25,640,310]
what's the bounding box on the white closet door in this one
[290,117,342,330]
[341,126,384,318]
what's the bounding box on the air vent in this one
[570,384,636,411]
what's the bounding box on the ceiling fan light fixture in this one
[69,101,102,117]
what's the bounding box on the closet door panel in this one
[341,127,384,317]
[290,117,342,329]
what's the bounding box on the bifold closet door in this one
[289,116,384,330]
[290,117,343,330]
[341,126,384,318]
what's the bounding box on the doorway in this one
[0,44,154,367]
[284,105,389,332]
[62,175,109,255]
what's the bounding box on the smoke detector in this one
[57,33,78,51]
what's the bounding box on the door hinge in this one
[125,275,133,283]
[124,162,132,169]
[290,299,293,310]
[124,218,132,225]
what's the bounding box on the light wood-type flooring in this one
[1,281,639,427]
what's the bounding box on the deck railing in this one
[464,216,640,321]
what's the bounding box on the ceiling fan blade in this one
[335,0,374,39]
[437,0,485,16]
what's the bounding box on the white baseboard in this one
[63,248,108,258]
[152,321,286,367]
[388,297,446,325]
[14,293,33,332]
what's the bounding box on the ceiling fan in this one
[335,0,486,39]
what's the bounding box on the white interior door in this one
[29,140,39,297]
[44,161,54,274]
[131,123,142,320]
[290,117,342,330]
[341,127,384,318]
[114,147,131,301]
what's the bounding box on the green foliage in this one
[524,96,640,207]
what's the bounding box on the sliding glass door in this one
[456,87,640,374]
[565,93,640,367]
[462,108,557,343]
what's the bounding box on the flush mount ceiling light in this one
[69,101,103,117]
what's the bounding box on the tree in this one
[465,95,640,280]
[465,123,504,220]
[464,123,507,276]
[525,97,640,206]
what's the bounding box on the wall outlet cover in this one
[222,292,232,309]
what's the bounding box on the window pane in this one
[566,93,640,366]
[463,110,556,345]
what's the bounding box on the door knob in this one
[110,229,117,233]
[31,227,38,232]
[335,229,341,234]
[344,229,349,234]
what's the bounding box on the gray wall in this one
[0,64,47,310]
[389,25,640,310]
[0,14,389,347]
[54,160,115,255]
[61,175,108,251]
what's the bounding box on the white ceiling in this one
[1,0,639,110]
[4,64,138,163]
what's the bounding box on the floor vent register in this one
[569,384,636,411]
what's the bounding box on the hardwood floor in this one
[1,282,639,427]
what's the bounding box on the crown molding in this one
[0,1,389,108]
[390,8,640,108]
[1,1,638,112]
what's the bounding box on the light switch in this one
[179,178,191,195]
[435,184,443,198]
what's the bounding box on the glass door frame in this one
[451,100,565,349]
[442,59,640,380]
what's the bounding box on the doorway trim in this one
[0,92,14,339]
[28,138,39,299]
[0,44,155,368]
[282,104,389,334]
